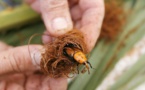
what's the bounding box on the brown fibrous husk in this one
[99,1,125,41]
[40,29,88,78]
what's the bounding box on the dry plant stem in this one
[41,29,88,78]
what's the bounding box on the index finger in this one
[79,0,105,52]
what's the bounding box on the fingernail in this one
[52,17,68,31]
[30,47,45,66]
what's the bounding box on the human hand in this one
[0,0,104,89]
[25,0,105,52]
[0,41,67,90]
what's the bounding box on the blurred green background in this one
[0,0,145,90]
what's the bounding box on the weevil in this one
[63,44,92,74]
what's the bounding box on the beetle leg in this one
[84,62,90,74]
[87,61,92,68]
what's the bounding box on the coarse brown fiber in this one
[99,1,125,41]
[40,29,88,78]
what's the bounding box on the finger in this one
[42,77,67,90]
[7,74,25,86]
[75,20,81,29]
[0,80,6,90]
[79,0,105,51]
[42,31,52,44]
[39,76,50,90]
[68,0,79,8]
[25,0,41,13]
[25,74,42,90]
[25,0,35,4]
[0,41,12,51]
[70,5,82,21]
[40,0,73,36]
[6,83,24,90]
[30,0,41,13]
[0,45,43,75]
[49,78,67,90]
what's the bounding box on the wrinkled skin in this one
[0,0,104,90]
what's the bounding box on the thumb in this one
[40,0,73,36]
[0,45,43,75]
